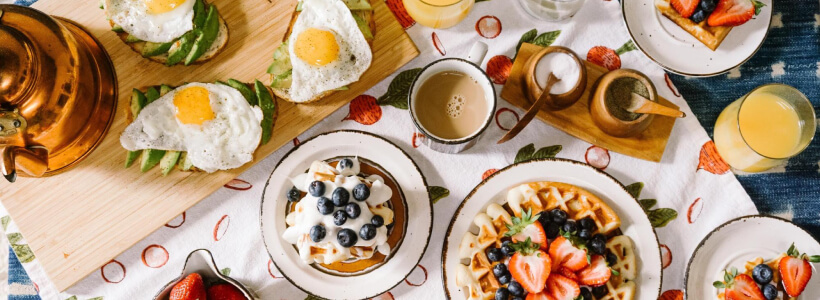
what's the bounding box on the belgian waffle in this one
[455,182,637,300]
[655,0,732,50]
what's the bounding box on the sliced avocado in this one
[343,0,372,10]
[227,79,258,106]
[254,80,275,145]
[271,70,292,89]
[160,84,173,96]
[125,151,141,168]
[192,0,207,29]
[179,152,194,171]
[145,87,160,103]
[111,24,124,33]
[184,5,219,65]
[160,151,181,176]
[125,89,148,168]
[165,30,197,66]
[125,34,142,43]
[352,13,373,40]
[141,41,174,57]
[140,149,166,173]
[333,86,349,91]
[267,42,293,89]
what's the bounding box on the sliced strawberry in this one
[548,236,588,272]
[707,0,765,27]
[509,249,552,293]
[577,255,612,287]
[780,255,812,297]
[546,274,581,300]
[526,291,556,300]
[670,0,700,18]
[208,284,246,300]
[558,267,578,282]
[506,209,548,250]
[169,273,207,300]
[725,274,765,300]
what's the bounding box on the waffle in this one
[655,0,732,51]
[455,182,636,300]
[507,182,621,235]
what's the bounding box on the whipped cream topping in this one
[283,158,394,265]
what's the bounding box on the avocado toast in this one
[266,0,376,103]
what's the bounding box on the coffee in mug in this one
[413,71,489,140]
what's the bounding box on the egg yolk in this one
[294,28,340,67]
[173,86,215,125]
[144,0,187,14]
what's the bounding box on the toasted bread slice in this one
[272,3,376,103]
[127,83,279,173]
[655,0,731,51]
[109,12,229,65]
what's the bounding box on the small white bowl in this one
[152,249,255,300]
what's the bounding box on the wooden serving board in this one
[2,0,418,291]
[501,43,677,162]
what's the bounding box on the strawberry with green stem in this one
[707,0,766,27]
[779,243,820,297]
[509,238,552,294]
[713,267,765,300]
[586,41,637,71]
[505,208,548,250]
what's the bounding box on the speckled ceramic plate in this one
[685,215,820,299]
[153,249,256,299]
[260,130,432,300]
[623,0,772,76]
[441,158,662,299]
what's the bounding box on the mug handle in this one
[466,42,488,66]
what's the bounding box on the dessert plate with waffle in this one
[442,158,662,300]
[686,215,820,300]
[260,130,432,299]
[623,0,772,76]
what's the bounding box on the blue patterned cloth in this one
[9,247,40,300]
[667,0,820,239]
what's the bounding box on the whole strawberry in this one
[170,273,207,300]
[208,283,247,300]
[779,243,820,297]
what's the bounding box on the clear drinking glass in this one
[403,0,475,29]
[713,84,816,173]
[518,0,586,22]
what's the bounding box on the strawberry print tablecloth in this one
[4,0,802,299]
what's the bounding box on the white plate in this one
[260,130,433,300]
[153,249,256,300]
[441,158,662,299]
[622,0,772,76]
[685,215,820,299]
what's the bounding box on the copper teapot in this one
[0,5,117,182]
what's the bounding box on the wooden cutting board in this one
[2,0,418,291]
[501,43,677,162]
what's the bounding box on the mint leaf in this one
[713,281,725,288]
[429,186,450,204]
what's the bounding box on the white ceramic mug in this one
[408,42,496,154]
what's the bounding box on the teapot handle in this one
[1,145,47,182]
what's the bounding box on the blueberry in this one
[537,212,551,228]
[352,183,370,201]
[690,8,708,23]
[337,228,358,247]
[580,287,593,300]
[753,264,774,284]
[332,187,350,207]
[579,217,597,231]
[487,248,504,262]
[497,273,511,285]
[316,197,334,215]
[589,234,607,255]
[591,233,607,245]
[494,287,509,300]
[345,203,361,219]
[545,222,561,239]
[762,284,777,300]
[592,285,608,298]
[606,250,618,266]
[371,215,385,227]
[507,281,525,296]
[308,181,325,197]
[333,210,347,226]
[700,0,717,12]
[309,224,326,242]
[578,229,592,241]
[286,186,301,202]
[339,158,354,170]
[562,220,578,234]
[501,241,515,257]
[550,209,568,225]
[359,224,377,240]
[492,263,509,278]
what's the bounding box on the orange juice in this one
[713,84,815,173]
[403,0,474,28]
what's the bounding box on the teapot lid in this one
[0,9,39,105]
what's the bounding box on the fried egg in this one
[106,0,195,43]
[120,83,264,173]
[287,0,372,102]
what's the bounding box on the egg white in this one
[106,0,195,43]
[287,0,372,102]
[120,83,264,173]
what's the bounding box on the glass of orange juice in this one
[713,84,816,173]
[403,0,474,29]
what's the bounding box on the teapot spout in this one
[1,145,48,182]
